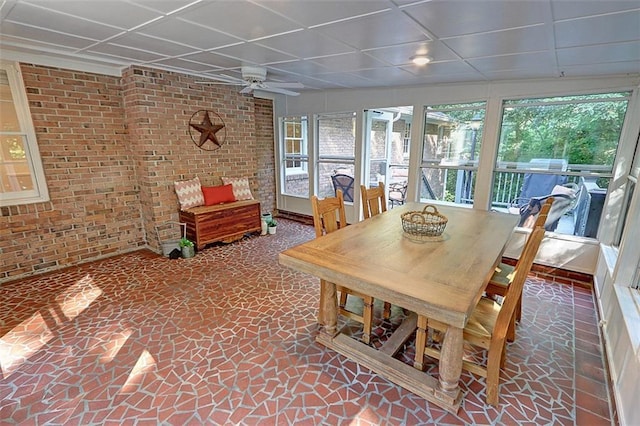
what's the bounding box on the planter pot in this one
[267,226,277,235]
[181,245,195,258]
[261,219,268,235]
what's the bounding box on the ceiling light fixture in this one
[411,55,432,66]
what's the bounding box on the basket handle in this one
[409,212,426,223]
[422,204,439,214]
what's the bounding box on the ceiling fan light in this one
[411,55,432,66]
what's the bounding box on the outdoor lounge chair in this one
[511,183,579,231]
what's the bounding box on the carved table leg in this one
[319,280,338,338]
[438,325,464,396]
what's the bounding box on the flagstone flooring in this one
[0,219,615,425]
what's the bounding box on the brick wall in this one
[0,64,274,283]
[0,64,143,281]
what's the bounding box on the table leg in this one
[319,279,338,337]
[438,325,464,396]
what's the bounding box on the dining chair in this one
[486,197,553,336]
[311,189,375,344]
[360,182,387,219]
[413,226,546,406]
[360,183,392,319]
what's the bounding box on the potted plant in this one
[267,219,277,235]
[179,237,195,258]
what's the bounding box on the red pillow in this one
[201,184,236,206]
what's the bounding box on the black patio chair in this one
[331,173,355,202]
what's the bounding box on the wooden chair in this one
[360,182,387,219]
[486,197,553,332]
[360,183,392,319]
[413,226,546,406]
[311,189,375,344]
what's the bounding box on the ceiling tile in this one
[555,10,640,48]
[212,42,298,65]
[467,51,557,73]
[313,10,430,50]
[0,21,97,50]
[4,2,122,39]
[364,40,459,65]
[87,44,164,62]
[24,0,163,29]
[149,58,222,73]
[255,0,390,27]
[402,0,548,38]
[551,0,640,21]
[308,52,389,72]
[558,42,640,66]
[175,1,301,41]
[139,17,243,50]
[179,51,242,69]
[128,0,199,14]
[403,60,478,77]
[556,61,640,77]
[108,33,199,57]
[268,60,333,76]
[443,26,549,58]
[256,29,354,59]
[481,69,557,80]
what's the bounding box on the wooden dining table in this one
[279,202,519,412]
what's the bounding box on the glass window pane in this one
[318,113,356,158]
[421,102,486,205]
[283,160,309,197]
[0,136,33,192]
[492,92,631,238]
[497,93,630,173]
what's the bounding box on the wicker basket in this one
[401,205,448,242]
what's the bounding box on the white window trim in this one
[283,118,308,174]
[0,61,49,206]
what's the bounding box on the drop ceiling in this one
[0,0,638,93]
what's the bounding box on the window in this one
[402,123,411,157]
[280,116,309,197]
[420,102,486,205]
[317,112,356,201]
[492,92,630,236]
[0,61,48,206]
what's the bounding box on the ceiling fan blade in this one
[239,85,254,94]
[196,81,240,85]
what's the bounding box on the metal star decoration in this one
[188,110,226,150]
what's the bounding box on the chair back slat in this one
[493,226,545,341]
[360,182,386,219]
[311,189,347,237]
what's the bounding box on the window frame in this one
[282,117,308,174]
[0,61,49,206]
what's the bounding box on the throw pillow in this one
[221,176,254,201]
[174,176,205,210]
[201,184,236,206]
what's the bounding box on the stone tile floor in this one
[0,219,614,425]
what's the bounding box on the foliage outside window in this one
[0,62,49,206]
[317,112,356,200]
[492,92,630,236]
[420,102,486,205]
[281,116,309,197]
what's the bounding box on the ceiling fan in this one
[197,66,303,96]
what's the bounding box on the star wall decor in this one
[188,110,226,151]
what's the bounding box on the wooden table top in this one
[279,203,519,328]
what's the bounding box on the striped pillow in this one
[221,176,254,201]
[174,176,205,210]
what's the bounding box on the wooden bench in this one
[179,199,261,250]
